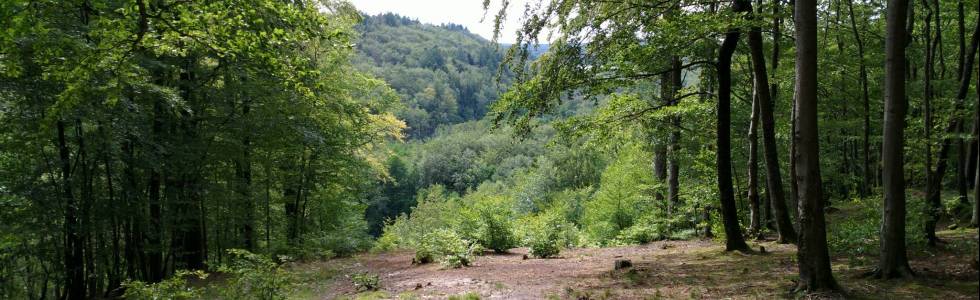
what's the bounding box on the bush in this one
[122,270,207,300]
[522,210,577,258]
[416,229,474,268]
[375,185,460,252]
[351,273,381,291]
[216,249,294,300]
[473,196,517,253]
[580,143,655,245]
[612,222,665,245]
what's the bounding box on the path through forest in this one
[303,230,977,299]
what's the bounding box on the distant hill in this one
[354,13,511,138]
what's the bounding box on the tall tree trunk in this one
[748,86,762,235]
[237,96,255,251]
[146,101,164,282]
[923,0,938,246]
[748,1,798,243]
[58,120,86,299]
[716,0,751,252]
[875,0,915,279]
[668,56,682,213]
[794,0,837,291]
[654,142,667,202]
[656,68,669,204]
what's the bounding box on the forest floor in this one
[294,223,978,299]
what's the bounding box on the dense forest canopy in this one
[1,0,979,299]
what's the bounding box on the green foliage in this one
[447,292,482,300]
[520,208,578,258]
[351,273,381,292]
[122,270,208,300]
[473,195,518,253]
[828,196,929,265]
[354,14,509,138]
[216,249,294,300]
[416,229,474,268]
[581,142,656,245]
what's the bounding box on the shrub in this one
[351,273,381,291]
[522,210,577,258]
[217,249,294,300]
[612,223,665,245]
[580,143,655,245]
[122,270,207,300]
[473,197,517,253]
[416,229,474,268]
[374,185,460,252]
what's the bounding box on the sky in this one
[347,0,531,43]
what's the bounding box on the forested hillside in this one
[353,13,508,138]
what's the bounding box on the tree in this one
[874,0,915,279]
[747,0,798,244]
[717,0,752,252]
[793,0,838,291]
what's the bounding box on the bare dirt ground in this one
[300,228,978,300]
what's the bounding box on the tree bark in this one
[668,57,682,213]
[748,2,798,243]
[875,0,915,279]
[748,86,762,235]
[923,0,938,246]
[794,0,838,291]
[716,0,751,252]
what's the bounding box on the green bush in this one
[122,270,207,300]
[351,272,381,291]
[522,209,577,258]
[473,196,517,253]
[580,143,655,245]
[375,185,460,252]
[612,222,665,245]
[216,249,294,300]
[416,229,474,268]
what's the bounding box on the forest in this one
[0,0,978,299]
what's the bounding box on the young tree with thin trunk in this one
[716,0,752,252]
[874,0,915,279]
[748,88,762,235]
[748,0,798,243]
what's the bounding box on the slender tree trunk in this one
[748,3,798,243]
[716,0,751,252]
[845,0,873,196]
[238,96,255,251]
[654,143,668,202]
[58,120,86,299]
[875,0,915,279]
[667,56,682,212]
[748,87,762,235]
[794,0,837,291]
[923,0,938,246]
[656,68,669,204]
